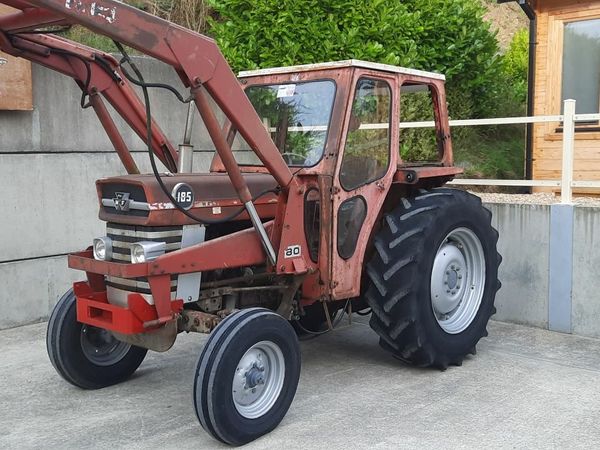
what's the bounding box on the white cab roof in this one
[238,59,445,81]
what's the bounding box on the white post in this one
[561,99,576,204]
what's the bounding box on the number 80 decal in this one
[284,245,301,258]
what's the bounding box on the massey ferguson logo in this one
[113,192,131,211]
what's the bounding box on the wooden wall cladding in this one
[531,2,600,187]
[0,5,33,111]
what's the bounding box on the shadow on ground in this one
[1,318,600,449]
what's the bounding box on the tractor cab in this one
[211,60,462,299]
[214,61,459,176]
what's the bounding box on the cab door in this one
[330,73,398,299]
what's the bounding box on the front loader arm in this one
[0,30,179,172]
[0,0,294,193]
[0,0,296,265]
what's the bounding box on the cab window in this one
[339,78,391,191]
[232,80,336,167]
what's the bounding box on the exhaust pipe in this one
[178,100,196,173]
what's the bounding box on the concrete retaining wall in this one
[487,203,551,329]
[489,203,600,339]
[1,60,599,339]
[571,207,600,337]
[0,58,216,329]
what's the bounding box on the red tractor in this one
[1,1,500,445]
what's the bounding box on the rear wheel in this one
[46,288,147,389]
[193,308,301,446]
[365,188,501,369]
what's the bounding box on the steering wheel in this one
[281,152,306,165]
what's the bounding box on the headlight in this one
[93,237,112,261]
[131,241,166,263]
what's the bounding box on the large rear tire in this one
[46,288,147,389]
[193,308,301,446]
[365,188,501,369]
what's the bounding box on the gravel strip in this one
[472,192,600,207]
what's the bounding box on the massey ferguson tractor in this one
[0,0,501,445]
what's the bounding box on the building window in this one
[561,19,600,116]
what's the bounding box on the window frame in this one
[234,78,338,168]
[339,77,393,192]
[559,17,600,128]
[398,81,446,165]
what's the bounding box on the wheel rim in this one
[430,227,486,334]
[80,324,131,366]
[232,340,286,419]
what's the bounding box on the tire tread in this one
[365,188,501,369]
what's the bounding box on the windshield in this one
[232,80,336,167]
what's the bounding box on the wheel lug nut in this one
[446,290,451,293]
[458,275,462,279]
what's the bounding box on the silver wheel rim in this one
[232,340,285,419]
[430,227,486,334]
[80,325,131,366]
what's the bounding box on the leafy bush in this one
[208,0,528,179]
[209,0,502,115]
[503,29,529,105]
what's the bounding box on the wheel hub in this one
[431,244,467,315]
[80,324,131,366]
[245,364,266,389]
[430,227,486,334]
[232,341,285,419]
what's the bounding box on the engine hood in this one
[96,172,279,226]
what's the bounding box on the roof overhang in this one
[239,59,445,81]
[497,0,535,20]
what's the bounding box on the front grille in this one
[105,222,182,294]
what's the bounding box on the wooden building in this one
[0,4,32,111]
[502,0,600,190]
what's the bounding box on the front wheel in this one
[193,308,301,446]
[365,188,501,369]
[46,288,147,389]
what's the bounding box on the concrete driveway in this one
[1,318,600,449]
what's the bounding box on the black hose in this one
[119,64,192,104]
[113,41,279,226]
[51,48,92,109]
[293,300,350,336]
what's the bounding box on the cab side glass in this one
[339,78,391,191]
[337,196,367,260]
[399,83,442,163]
[304,188,321,262]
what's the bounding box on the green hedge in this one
[209,0,507,118]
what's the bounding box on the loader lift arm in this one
[0,0,294,194]
[0,29,178,173]
[0,0,295,265]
